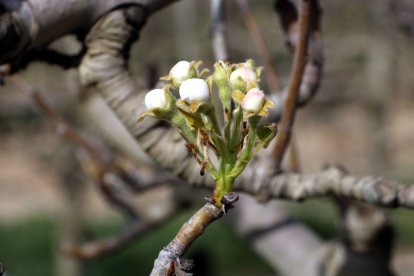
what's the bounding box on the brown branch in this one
[236,0,279,92]
[63,202,180,260]
[9,75,103,158]
[150,203,223,275]
[275,0,323,106]
[334,201,395,275]
[272,0,311,172]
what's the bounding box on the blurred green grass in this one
[1,201,414,276]
[0,211,274,276]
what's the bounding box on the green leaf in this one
[255,123,278,148]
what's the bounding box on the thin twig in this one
[10,75,103,158]
[275,0,323,106]
[236,0,279,92]
[210,0,230,61]
[150,203,223,276]
[63,203,181,260]
[272,0,311,172]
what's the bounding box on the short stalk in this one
[214,163,235,208]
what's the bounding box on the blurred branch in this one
[9,75,167,219]
[63,201,182,260]
[210,0,230,61]
[229,194,323,275]
[390,0,414,38]
[150,203,224,276]
[272,0,311,172]
[236,0,279,92]
[5,48,84,75]
[0,0,181,65]
[0,263,5,276]
[274,0,323,106]
[333,201,395,275]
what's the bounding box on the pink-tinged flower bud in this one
[230,66,256,90]
[241,88,265,113]
[179,78,210,103]
[170,61,191,87]
[144,89,168,109]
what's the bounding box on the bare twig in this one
[10,75,103,158]
[9,75,165,192]
[150,203,223,276]
[275,0,323,106]
[63,203,180,260]
[236,0,279,92]
[210,0,230,61]
[272,0,311,172]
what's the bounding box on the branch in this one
[233,165,414,209]
[272,0,311,171]
[274,0,323,106]
[63,201,180,260]
[150,203,223,275]
[334,201,395,275]
[390,0,414,38]
[229,194,323,275]
[0,0,181,65]
[236,0,279,92]
[210,0,230,61]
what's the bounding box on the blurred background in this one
[0,0,414,275]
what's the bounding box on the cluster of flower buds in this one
[139,60,278,207]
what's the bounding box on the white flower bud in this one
[230,66,257,89]
[170,61,191,86]
[179,78,210,103]
[144,89,168,109]
[241,88,265,113]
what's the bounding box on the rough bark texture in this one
[150,203,222,276]
[0,0,180,64]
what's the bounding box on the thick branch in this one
[234,165,414,209]
[0,0,180,65]
[230,194,323,275]
[150,203,223,275]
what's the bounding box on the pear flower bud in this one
[144,89,168,109]
[179,78,210,104]
[230,66,257,90]
[241,88,265,113]
[170,61,191,88]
